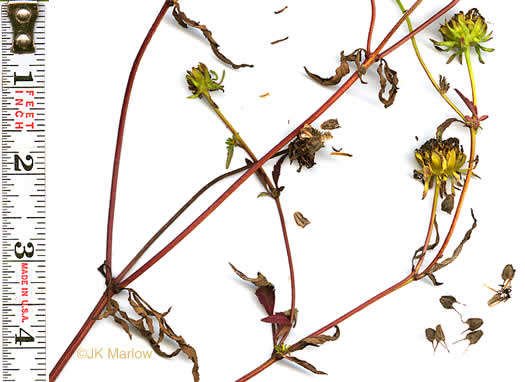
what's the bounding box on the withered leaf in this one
[289,326,340,353]
[172,2,252,69]
[413,220,440,264]
[285,356,327,375]
[229,263,273,288]
[439,75,450,94]
[463,318,483,332]
[321,118,341,130]
[293,211,310,228]
[230,263,276,317]
[304,51,350,86]
[502,264,516,281]
[441,194,455,214]
[426,209,477,285]
[377,59,399,108]
[436,118,462,141]
[98,288,199,381]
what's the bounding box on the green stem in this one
[395,0,465,121]
[464,45,477,107]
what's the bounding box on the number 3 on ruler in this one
[14,242,34,259]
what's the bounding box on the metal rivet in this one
[15,8,32,24]
[15,34,32,49]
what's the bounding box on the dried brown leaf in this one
[436,118,462,141]
[304,51,350,86]
[289,326,340,353]
[427,209,477,285]
[229,263,273,288]
[97,288,199,381]
[412,220,440,264]
[293,211,310,228]
[172,2,252,69]
[439,75,450,94]
[377,59,399,108]
[286,356,327,375]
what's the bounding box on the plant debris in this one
[462,318,483,333]
[439,75,450,94]
[435,324,450,352]
[304,49,367,86]
[377,59,399,108]
[225,135,238,169]
[98,288,199,381]
[454,330,483,350]
[288,124,333,172]
[274,5,288,14]
[271,36,289,45]
[426,209,477,286]
[173,2,253,69]
[293,212,310,228]
[259,92,270,98]
[486,264,515,307]
[320,119,341,130]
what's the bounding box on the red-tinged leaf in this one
[255,286,275,316]
[455,89,477,115]
[261,312,291,325]
[272,154,287,188]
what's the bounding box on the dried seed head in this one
[289,124,332,172]
[502,264,516,281]
[320,118,341,130]
[432,9,494,64]
[464,318,484,332]
[439,295,458,310]
[414,137,467,199]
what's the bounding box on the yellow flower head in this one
[415,138,467,199]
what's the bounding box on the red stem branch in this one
[105,0,173,277]
[366,0,376,53]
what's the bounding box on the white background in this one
[47,1,524,381]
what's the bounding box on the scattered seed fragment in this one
[293,211,310,228]
[330,152,352,158]
[415,136,419,141]
[435,324,450,352]
[462,318,483,333]
[274,5,288,14]
[259,92,270,98]
[454,330,483,350]
[271,36,289,45]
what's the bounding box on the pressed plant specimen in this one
[48,0,507,381]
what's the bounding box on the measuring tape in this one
[1,1,46,380]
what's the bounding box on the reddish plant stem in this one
[49,294,108,381]
[366,0,376,53]
[105,0,174,281]
[52,0,453,379]
[119,0,429,289]
[379,0,460,59]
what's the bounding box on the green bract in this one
[186,63,225,106]
[432,8,494,64]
